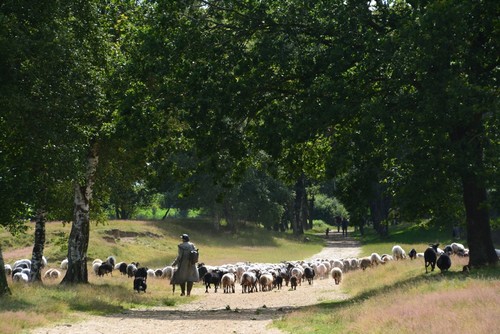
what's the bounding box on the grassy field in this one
[1,219,499,334]
[274,222,500,334]
[0,218,323,334]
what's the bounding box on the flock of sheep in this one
[5,242,500,291]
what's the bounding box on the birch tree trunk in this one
[0,245,11,296]
[30,209,46,282]
[61,143,99,284]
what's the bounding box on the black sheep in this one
[203,270,223,293]
[133,277,147,293]
[437,254,452,273]
[424,244,439,273]
[304,267,315,285]
[290,276,298,290]
[97,262,113,276]
[135,267,148,279]
[197,263,208,282]
[273,275,283,290]
[133,267,148,293]
[119,262,128,275]
[409,248,417,260]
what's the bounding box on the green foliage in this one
[313,194,347,225]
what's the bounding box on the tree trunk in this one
[0,245,11,296]
[61,143,99,285]
[308,194,315,230]
[293,175,305,235]
[462,174,498,267]
[30,209,46,282]
[452,117,498,268]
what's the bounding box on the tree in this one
[376,0,499,266]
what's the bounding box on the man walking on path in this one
[342,218,348,237]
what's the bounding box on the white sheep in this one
[4,264,12,276]
[350,258,360,270]
[161,265,175,280]
[330,267,343,285]
[381,254,394,262]
[370,253,385,265]
[44,268,61,279]
[332,260,344,271]
[92,261,102,275]
[312,263,328,279]
[60,258,69,270]
[13,272,29,283]
[391,245,406,260]
[221,272,236,293]
[360,257,372,270]
[259,273,274,291]
[451,242,466,256]
[147,268,156,278]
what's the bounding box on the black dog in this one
[133,267,148,293]
[133,277,147,293]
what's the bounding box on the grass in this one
[274,223,500,334]
[1,218,323,334]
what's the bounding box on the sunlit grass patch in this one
[274,257,500,334]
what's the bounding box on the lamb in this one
[221,273,236,293]
[437,253,452,273]
[330,267,343,285]
[391,245,406,260]
[424,243,439,273]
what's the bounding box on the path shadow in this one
[105,305,301,321]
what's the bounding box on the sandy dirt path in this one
[31,233,361,334]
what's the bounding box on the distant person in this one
[342,218,349,237]
[336,216,342,233]
[171,234,199,296]
[325,228,330,237]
